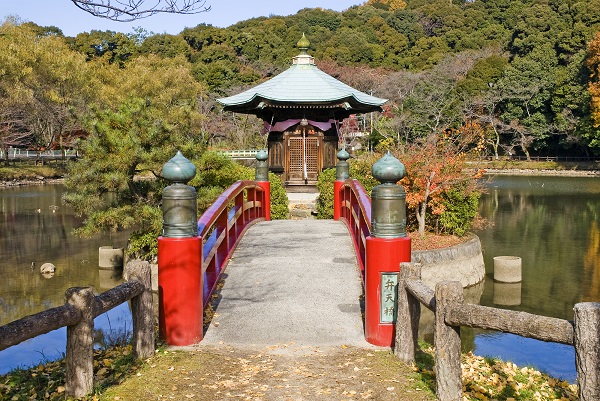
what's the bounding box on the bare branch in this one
[70,0,211,22]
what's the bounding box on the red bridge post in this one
[365,151,411,347]
[157,151,203,346]
[255,150,271,221]
[334,149,350,221]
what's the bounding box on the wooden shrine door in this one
[284,127,323,185]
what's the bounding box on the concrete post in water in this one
[333,148,350,221]
[493,256,522,283]
[493,282,522,306]
[157,151,203,346]
[255,150,271,221]
[98,246,124,269]
[365,151,411,346]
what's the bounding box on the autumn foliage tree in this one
[589,31,600,129]
[397,122,485,236]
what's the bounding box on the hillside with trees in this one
[3,0,600,160]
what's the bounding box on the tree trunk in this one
[417,173,435,236]
[492,125,500,159]
[416,206,426,236]
[518,133,531,161]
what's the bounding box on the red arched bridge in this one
[158,150,411,349]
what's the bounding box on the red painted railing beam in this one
[158,150,271,347]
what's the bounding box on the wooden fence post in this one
[395,262,421,363]
[128,260,155,360]
[574,302,600,401]
[434,281,463,401]
[65,287,95,398]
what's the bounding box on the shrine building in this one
[217,34,387,186]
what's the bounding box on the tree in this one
[69,30,137,66]
[491,45,557,159]
[364,0,407,12]
[70,0,210,22]
[397,124,484,236]
[139,33,190,58]
[388,51,484,141]
[589,31,600,129]
[63,53,206,240]
[0,109,34,164]
[0,22,95,151]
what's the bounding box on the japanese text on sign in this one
[380,273,398,323]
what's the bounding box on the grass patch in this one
[97,346,436,401]
[0,165,65,181]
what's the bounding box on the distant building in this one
[218,34,387,186]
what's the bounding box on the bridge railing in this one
[395,262,599,401]
[333,150,411,347]
[218,149,263,159]
[0,261,153,398]
[1,147,79,163]
[338,179,371,276]
[197,180,267,307]
[158,150,270,346]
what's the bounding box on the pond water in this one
[1,176,598,382]
[0,184,131,374]
[472,175,600,382]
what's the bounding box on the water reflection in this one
[0,184,131,374]
[472,175,600,382]
[493,282,522,306]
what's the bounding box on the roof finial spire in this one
[293,33,314,65]
[297,33,310,55]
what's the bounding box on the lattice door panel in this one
[305,137,319,181]
[287,137,304,181]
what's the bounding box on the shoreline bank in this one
[2,167,599,188]
[483,168,600,177]
[0,178,65,188]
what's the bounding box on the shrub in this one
[349,154,380,193]
[268,172,289,220]
[315,168,336,219]
[314,151,481,236]
[315,156,380,220]
[438,188,480,236]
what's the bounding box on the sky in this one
[2,0,361,37]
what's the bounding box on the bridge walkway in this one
[201,219,371,349]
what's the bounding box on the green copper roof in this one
[217,37,387,117]
[219,63,386,107]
